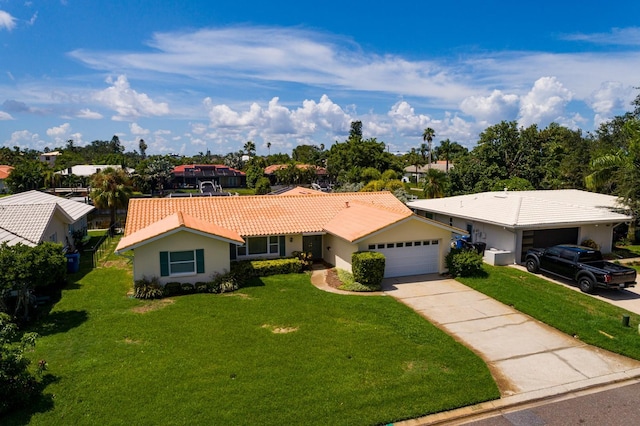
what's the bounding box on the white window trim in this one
[169,250,196,277]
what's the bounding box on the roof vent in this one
[345,201,349,208]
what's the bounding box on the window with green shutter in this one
[160,249,205,276]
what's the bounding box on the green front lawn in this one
[458,265,640,360]
[7,264,498,425]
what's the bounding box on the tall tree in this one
[243,141,256,157]
[422,127,435,169]
[138,139,148,160]
[422,169,448,199]
[586,118,640,241]
[434,139,467,172]
[266,142,271,156]
[90,167,133,229]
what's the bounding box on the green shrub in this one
[163,282,182,297]
[231,258,304,282]
[352,251,385,290]
[581,239,600,250]
[291,251,313,270]
[445,249,484,277]
[181,283,195,293]
[0,313,45,415]
[133,276,164,299]
[206,272,239,293]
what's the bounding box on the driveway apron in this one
[383,274,640,399]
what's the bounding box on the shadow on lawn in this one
[3,374,58,426]
[35,309,89,337]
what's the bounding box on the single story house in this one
[404,161,453,181]
[57,164,134,178]
[0,190,95,249]
[171,164,246,189]
[408,189,632,264]
[115,192,465,284]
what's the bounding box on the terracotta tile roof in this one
[116,211,244,252]
[0,165,14,180]
[323,200,411,242]
[124,192,412,241]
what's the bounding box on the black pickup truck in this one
[525,244,637,293]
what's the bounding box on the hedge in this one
[352,251,385,289]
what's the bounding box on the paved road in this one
[460,379,640,426]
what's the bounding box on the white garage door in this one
[370,240,440,278]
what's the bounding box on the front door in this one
[303,235,323,261]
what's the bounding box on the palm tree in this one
[436,139,453,172]
[243,141,256,158]
[90,167,133,231]
[267,142,271,156]
[422,127,435,170]
[422,168,447,199]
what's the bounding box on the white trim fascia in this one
[116,227,244,254]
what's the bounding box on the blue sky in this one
[1,1,640,157]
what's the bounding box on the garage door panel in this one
[375,242,440,278]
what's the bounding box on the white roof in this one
[407,189,632,228]
[0,190,94,246]
[57,164,133,177]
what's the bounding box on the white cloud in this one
[6,130,43,149]
[0,10,16,31]
[588,81,630,117]
[0,111,14,120]
[92,75,170,121]
[518,77,573,127]
[130,122,150,135]
[46,123,71,137]
[76,108,103,119]
[460,90,519,124]
[387,101,436,135]
[562,27,640,46]
[46,123,73,145]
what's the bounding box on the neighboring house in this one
[0,190,95,248]
[39,151,62,167]
[264,164,329,186]
[171,164,246,189]
[408,189,632,264]
[404,161,453,182]
[57,164,134,178]
[115,192,465,285]
[0,165,13,193]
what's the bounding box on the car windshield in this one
[578,251,602,262]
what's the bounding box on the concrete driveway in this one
[382,274,640,402]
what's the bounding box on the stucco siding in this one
[579,224,615,253]
[43,211,69,244]
[131,231,232,284]
[323,233,356,272]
